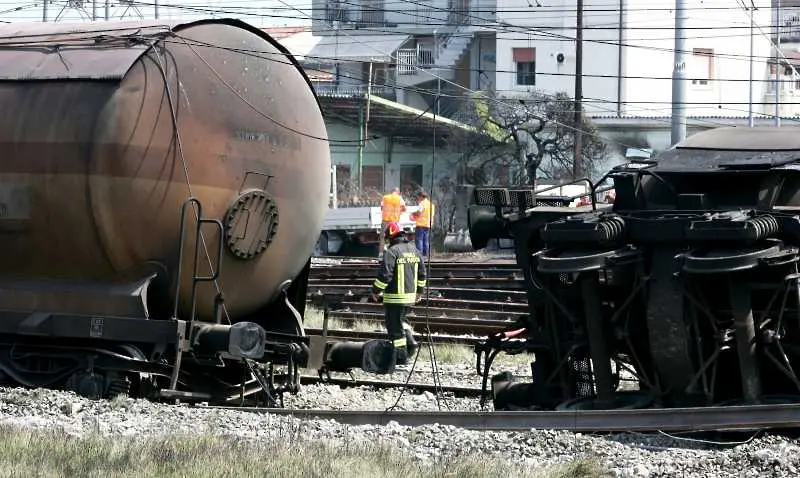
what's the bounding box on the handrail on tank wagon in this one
[172,197,225,324]
[168,197,225,392]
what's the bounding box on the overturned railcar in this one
[0,19,330,403]
[471,127,800,410]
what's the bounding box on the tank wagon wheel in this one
[64,344,162,400]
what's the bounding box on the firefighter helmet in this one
[384,221,403,238]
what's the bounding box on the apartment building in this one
[495,0,775,119]
[306,0,498,116]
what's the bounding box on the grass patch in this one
[417,343,475,364]
[0,425,606,478]
[417,343,532,369]
[303,306,378,332]
[546,457,613,478]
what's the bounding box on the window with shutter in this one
[513,47,536,86]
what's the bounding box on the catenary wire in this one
[2,2,798,64]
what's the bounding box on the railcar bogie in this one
[470,126,800,411]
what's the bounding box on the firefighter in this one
[370,221,425,365]
[378,187,406,257]
[410,190,434,257]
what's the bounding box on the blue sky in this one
[0,0,311,27]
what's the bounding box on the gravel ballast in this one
[0,365,799,478]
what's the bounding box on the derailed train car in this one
[0,19,330,403]
[470,127,800,411]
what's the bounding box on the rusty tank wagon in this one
[0,19,330,404]
[470,127,800,411]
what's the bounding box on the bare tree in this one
[446,89,609,185]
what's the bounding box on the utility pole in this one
[748,1,755,127]
[155,0,159,19]
[670,0,687,145]
[42,0,47,22]
[573,0,583,179]
[775,0,782,127]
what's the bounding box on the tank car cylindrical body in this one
[0,19,330,323]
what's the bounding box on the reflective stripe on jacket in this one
[415,198,434,228]
[381,193,406,221]
[371,240,427,304]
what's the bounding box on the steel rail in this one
[335,301,527,321]
[310,296,529,312]
[309,277,526,289]
[322,311,511,335]
[312,256,518,266]
[307,287,529,304]
[200,403,800,433]
[307,285,528,301]
[310,267,523,281]
[311,262,520,270]
[304,328,484,346]
[297,375,483,397]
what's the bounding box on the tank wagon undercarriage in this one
[0,257,311,406]
[471,127,800,411]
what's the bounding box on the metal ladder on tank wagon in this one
[160,196,226,402]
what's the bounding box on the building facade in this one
[495,0,776,119]
[303,0,498,116]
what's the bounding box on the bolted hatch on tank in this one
[224,188,280,261]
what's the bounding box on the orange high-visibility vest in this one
[381,193,405,221]
[415,198,434,228]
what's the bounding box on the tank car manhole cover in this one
[224,190,279,260]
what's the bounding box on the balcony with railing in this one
[781,10,800,42]
[394,27,474,87]
[397,47,435,75]
[310,82,397,101]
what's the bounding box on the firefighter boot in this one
[403,324,418,359]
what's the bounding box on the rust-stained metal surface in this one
[0,21,174,80]
[0,19,331,324]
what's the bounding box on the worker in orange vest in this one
[378,187,406,256]
[411,190,434,257]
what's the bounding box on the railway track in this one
[317,312,510,336]
[333,300,525,320]
[308,277,525,290]
[299,375,483,398]
[307,285,528,303]
[305,255,529,338]
[312,255,518,266]
[311,264,521,280]
[201,402,800,433]
[305,328,484,347]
